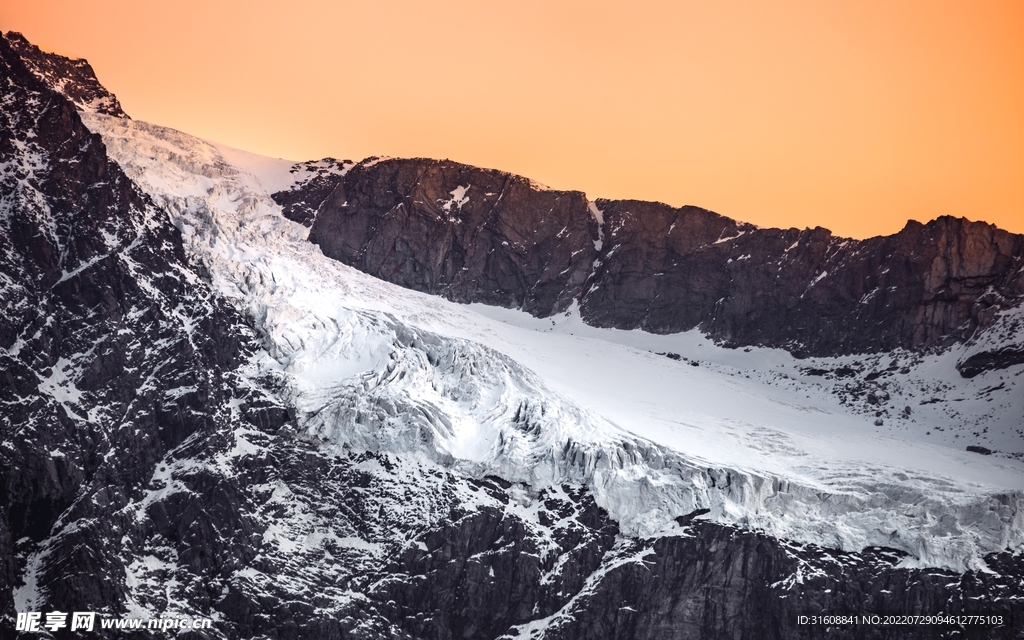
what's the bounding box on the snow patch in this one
[439,184,470,215]
[587,200,605,251]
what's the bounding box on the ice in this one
[211,143,298,194]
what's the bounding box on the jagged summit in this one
[3,31,129,118]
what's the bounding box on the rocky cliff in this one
[0,30,270,631]
[305,159,598,318]
[281,158,1024,360]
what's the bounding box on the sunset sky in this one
[5,1,1022,238]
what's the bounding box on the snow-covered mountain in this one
[2,31,1023,639]
[78,109,1024,570]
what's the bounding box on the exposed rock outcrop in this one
[957,347,1024,378]
[0,31,266,627]
[3,31,129,118]
[585,209,1024,356]
[283,158,1024,358]
[305,159,598,317]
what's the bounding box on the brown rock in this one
[308,158,599,317]
[287,157,1024,357]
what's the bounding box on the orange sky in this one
[4,0,1023,238]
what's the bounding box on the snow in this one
[55,250,113,285]
[587,201,604,251]
[13,544,47,611]
[81,111,1024,572]
[439,184,470,214]
[37,357,85,405]
[715,230,746,244]
[211,143,297,194]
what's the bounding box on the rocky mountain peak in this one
[3,31,129,118]
[277,156,1024,360]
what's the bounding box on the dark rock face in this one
[585,209,1024,356]
[2,31,129,118]
[380,480,618,640]
[285,160,1024,357]
[274,158,353,227]
[20,433,1017,640]
[304,158,599,317]
[957,347,1024,378]
[0,32,266,632]
[523,522,1024,640]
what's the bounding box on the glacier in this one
[79,111,1024,573]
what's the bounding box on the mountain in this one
[2,31,128,119]
[279,158,1024,361]
[2,31,1023,639]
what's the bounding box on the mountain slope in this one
[80,105,1024,638]
[3,31,128,118]
[0,30,271,625]
[83,109,1024,566]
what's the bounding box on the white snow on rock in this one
[587,201,604,251]
[81,112,1024,571]
[439,184,471,215]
